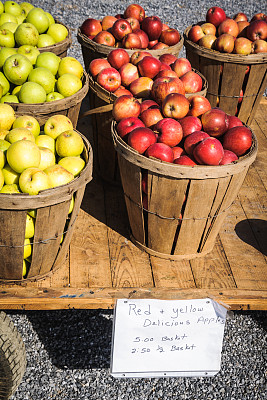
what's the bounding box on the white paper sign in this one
[110,298,228,378]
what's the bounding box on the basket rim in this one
[183,25,267,64]
[37,20,72,53]
[77,27,184,56]
[111,120,258,179]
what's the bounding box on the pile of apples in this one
[112,93,253,167]
[187,7,267,54]
[89,49,204,101]
[80,3,180,50]
[0,51,84,103]
[0,0,69,49]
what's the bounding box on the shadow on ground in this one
[235,219,267,256]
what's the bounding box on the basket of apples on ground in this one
[0,50,89,127]
[184,7,267,125]
[0,104,93,282]
[77,3,183,72]
[86,49,207,183]
[111,91,258,259]
[0,1,72,58]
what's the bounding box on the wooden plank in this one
[250,115,267,190]
[37,253,70,289]
[200,58,221,108]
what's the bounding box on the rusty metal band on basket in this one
[0,216,77,248]
[123,192,234,221]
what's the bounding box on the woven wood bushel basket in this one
[0,131,93,283]
[9,70,89,128]
[77,28,184,72]
[112,121,258,260]
[183,26,267,125]
[38,21,72,58]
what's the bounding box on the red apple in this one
[132,29,149,49]
[107,48,130,69]
[159,62,172,71]
[246,20,267,41]
[113,86,133,97]
[188,25,205,43]
[139,107,163,128]
[200,22,216,35]
[101,16,117,31]
[215,33,235,53]
[140,99,160,113]
[162,23,169,31]
[89,58,111,79]
[129,76,153,98]
[112,19,132,41]
[93,31,115,46]
[222,126,252,156]
[219,149,238,165]
[159,28,180,46]
[234,13,248,23]
[201,108,228,137]
[122,32,142,49]
[112,95,141,121]
[233,37,252,55]
[137,56,162,78]
[126,17,140,31]
[141,16,163,41]
[145,142,174,163]
[117,116,145,139]
[147,39,158,48]
[142,172,148,193]
[179,115,202,138]
[128,127,157,154]
[97,67,121,92]
[142,193,148,209]
[187,95,211,117]
[151,76,185,105]
[206,7,226,27]
[180,71,203,93]
[124,4,145,22]
[218,19,239,37]
[172,146,185,160]
[172,58,191,78]
[81,18,102,37]
[251,39,267,53]
[155,118,183,147]
[119,62,139,86]
[193,137,224,165]
[184,130,209,155]
[251,13,267,23]
[227,115,243,129]
[151,42,169,49]
[162,93,190,119]
[159,53,177,66]
[199,34,217,49]
[130,50,151,65]
[174,155,197,165]
[115,14,124,19]
[237,21,250,37]
[155,69,178,79]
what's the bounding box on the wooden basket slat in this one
[117,154,145,245]
[219,63,247,115]
[200,57,221,108]
[173,178,219,255]
[147,174,188,254]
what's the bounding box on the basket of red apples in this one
[0,105,93,282]
[183,8,267,125]
[77,3,183,72]
[86,49,208,183]
[110,94,257,259]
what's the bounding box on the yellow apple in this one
[56,73,82,97]
[35,133,55,154]
[57,57,83,79]
[68,195,74,214]
[38,147,55,170]
[27,209,36,218]
[23,238,31,259]
[6,127,35,143]
[0,183,20,193]
[0,168,4,190]
[0,130,9,140]
[19,167,50,195]
[44,164,74,188]
[47,23,68,43]
[0,149,5,168]
[7,140,41,173]
[58,156,85,177]
[12,115,40,138]
[25,213,35,238]
[56,130,84,157]
[2,163,20,184]
[0,103,16,130]
[44,114,73,139]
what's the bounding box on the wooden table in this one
[0,100,266,311]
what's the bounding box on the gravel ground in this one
[5,0,267,399]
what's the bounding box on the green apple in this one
[28,67,56,94]
[12,115,40,138]
[16,14,26,25]
[44,164,74,188]
[58,156,85,177]
[19,81,46,103]
[58,57,83,79]
[0,28,15,47]
[38,146,55,170]
[20,2,34,17]
[2,162,19,183]
[0,12,17,25]
[0,94,19,103]
[0,1,4,14]
[0,47,17,68]
[0,138,10,153]
[23,238,31,259]
[47,23,68,43]
[11,85,21,96]
[6,127,35,143]
[25,213,35,238]
[4,1,22,17]
[17,44,40,65]
[0,182,20,193]
[56,74,82,98]
[35,51,60,75]
[0,168,4,189]
[14,22,39,46]
[7,139,41,173]
[44,115,73,140]
[46,91,64,102]
[37,33,55,48]
[26,7,49,34]
[0,71,10,95]
[44,12,55,26]
[19,166,50,195]
[0,148,5,168]
[0,21,18,33]
[0,103,15,130]
[3,53,33,85]
[56,130,84,157]
[35,133,55,153]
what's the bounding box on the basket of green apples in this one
[0,104,93,282]
[0,50,89,127]
[0,0,71,57]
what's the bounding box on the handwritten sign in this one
[110,298,228,378]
